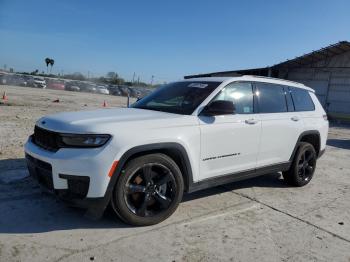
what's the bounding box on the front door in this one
[198,82,261,180]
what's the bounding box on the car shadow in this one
[0,157,287,234]
[182,172,287,202]
[327,138,350,150]
[0,158,131,234]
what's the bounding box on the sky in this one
[1,0,350,83]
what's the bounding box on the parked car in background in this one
[65,81,81,92]
[96,85,110,95]
[10,74,28,86]
[119,85,131,96]
[108,85,122,96]
[128,87,142,98]
[0,74,26,86]
[80,83,97,93]
[22,75,34,86]
[0,74,6,85]
[109,85,122,96]
[31,77,46,88]
[47,79,65,90]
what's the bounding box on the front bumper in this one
[26,153,90,198]
[25,153,106,219]
[24,136,119,198]
[24,136,120,219]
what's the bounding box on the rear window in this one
[289,87,315,111]
[256,83,287,113]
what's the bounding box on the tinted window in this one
[284,86,295,112]
[290,87,315,111]
[132,81,220,115]
[213,82,254,114]
[256,83,287,113]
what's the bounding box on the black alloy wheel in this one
[124,163,176,217]
[283,142,317,187]
[297,148,316,182]
[111,153,184,226]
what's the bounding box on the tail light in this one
[323,114,328,121]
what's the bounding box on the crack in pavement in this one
[300,196,341,216]
[223,187,350,243]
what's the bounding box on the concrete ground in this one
[0,85,349,262]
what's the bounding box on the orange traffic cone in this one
[103,100,107,107]
[2,91,7,100]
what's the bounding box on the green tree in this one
[49,59,55,73]
[45,58,51,73]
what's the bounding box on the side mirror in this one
[201,100,235,116]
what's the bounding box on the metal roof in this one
[273,41,350,68]
[184,41,350,79]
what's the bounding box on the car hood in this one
[36,108,197,133]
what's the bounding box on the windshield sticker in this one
[188,83,208,88]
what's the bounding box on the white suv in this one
[32,77,47,88]
[24,75,328,226]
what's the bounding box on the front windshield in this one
[132,81,221,115]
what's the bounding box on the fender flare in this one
[289,130,321,161]
[104,142,194,203]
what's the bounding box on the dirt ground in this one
[0,85,349,262]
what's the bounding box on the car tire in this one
[283,142,317,187]
[111,153,184,226]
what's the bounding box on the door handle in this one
[245,119,258,125]
[291,116,300,122]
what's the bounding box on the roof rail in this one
[184,72,242,79]
[243,75,305,86]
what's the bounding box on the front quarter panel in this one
[106,115,201,182]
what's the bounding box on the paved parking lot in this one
[0,86,349,261]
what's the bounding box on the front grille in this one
[26,153,54,191]
[33,126,60,152]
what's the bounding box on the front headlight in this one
[60,134,111,148]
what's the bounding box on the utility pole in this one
[132,72,136,83]
[137,76,140,85]
[151,75,154,85]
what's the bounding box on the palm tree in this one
[45,58,51,73]
[49,59,55,73]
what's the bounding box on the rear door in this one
[198,81,261,180]
[255,82,304,167]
